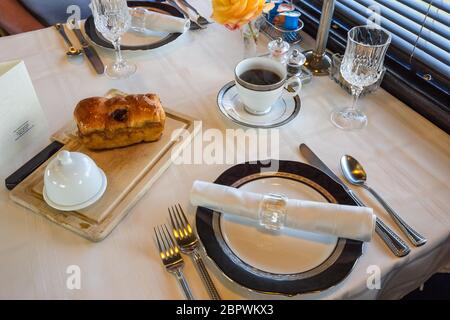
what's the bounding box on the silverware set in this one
[155,204,220,300]
[166,0,210,30]
[300,143,426,257]
[177,0,210,26]
[154,145,423,300]
[54,23,105,75]
[54,1,208,72]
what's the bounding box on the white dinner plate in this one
[220,176,338,275]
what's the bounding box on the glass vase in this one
[241,19,261,58]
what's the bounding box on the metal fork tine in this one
[174,205,188,237]
[174,204,185,227]
[177,204,193,234]
[168,207,177,230]
[157,225,168,253]
[169,206,177,230]
[162,224,175,255]
[164,224,176,248]
[177,204,190,226]
[173,206,184,239]
[173,205,184,229]
[172,205,185,239]
[154,227,163,253]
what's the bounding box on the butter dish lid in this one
[43,150,107,209]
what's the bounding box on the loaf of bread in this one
[74,94,166,150]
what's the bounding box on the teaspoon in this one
[340,155,427,247]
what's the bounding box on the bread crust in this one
[74,94,166,149]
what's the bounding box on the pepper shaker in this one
[287,49,306,78]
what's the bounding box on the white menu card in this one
[0,60,49,181]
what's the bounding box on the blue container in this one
[268,0,284,22]
[281,11,301,30]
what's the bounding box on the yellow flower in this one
[212,0,269,30]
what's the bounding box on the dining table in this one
[0,0,449,300]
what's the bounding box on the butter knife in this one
[299,143,411,257]
[72,28,105,74]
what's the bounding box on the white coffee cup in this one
[235,57,302,115]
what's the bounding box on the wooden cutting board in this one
[10,95,200,242]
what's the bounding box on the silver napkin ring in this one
[258,193,288,231]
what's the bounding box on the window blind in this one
[339,0,449,91]
[307,0,450,94]
[294,0,450,131]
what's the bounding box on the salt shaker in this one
[268,37,290,65]
[287,49,306,78]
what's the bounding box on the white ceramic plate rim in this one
[85,4,183,51]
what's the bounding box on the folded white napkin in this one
[190,180,376,242]
[130,7,190,34]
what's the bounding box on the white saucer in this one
[43,168,107,212]
[217,81,301,128]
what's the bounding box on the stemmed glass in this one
[331,25,391,130]
[91,0,136,79]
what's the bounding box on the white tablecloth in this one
[0,1,449,300]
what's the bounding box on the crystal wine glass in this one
[331,25,391,130]
[91,0,136,79]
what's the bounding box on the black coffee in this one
[239,69,282,86]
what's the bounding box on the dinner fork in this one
[169,204,221,300]
[154,224,194,300]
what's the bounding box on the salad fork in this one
[169,204,221,300]
[154,224,194,300]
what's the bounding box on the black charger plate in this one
[195,160,363,296]
[84,1,184,51]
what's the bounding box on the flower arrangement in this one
[211,0,275,52]
[211,0,273,31]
